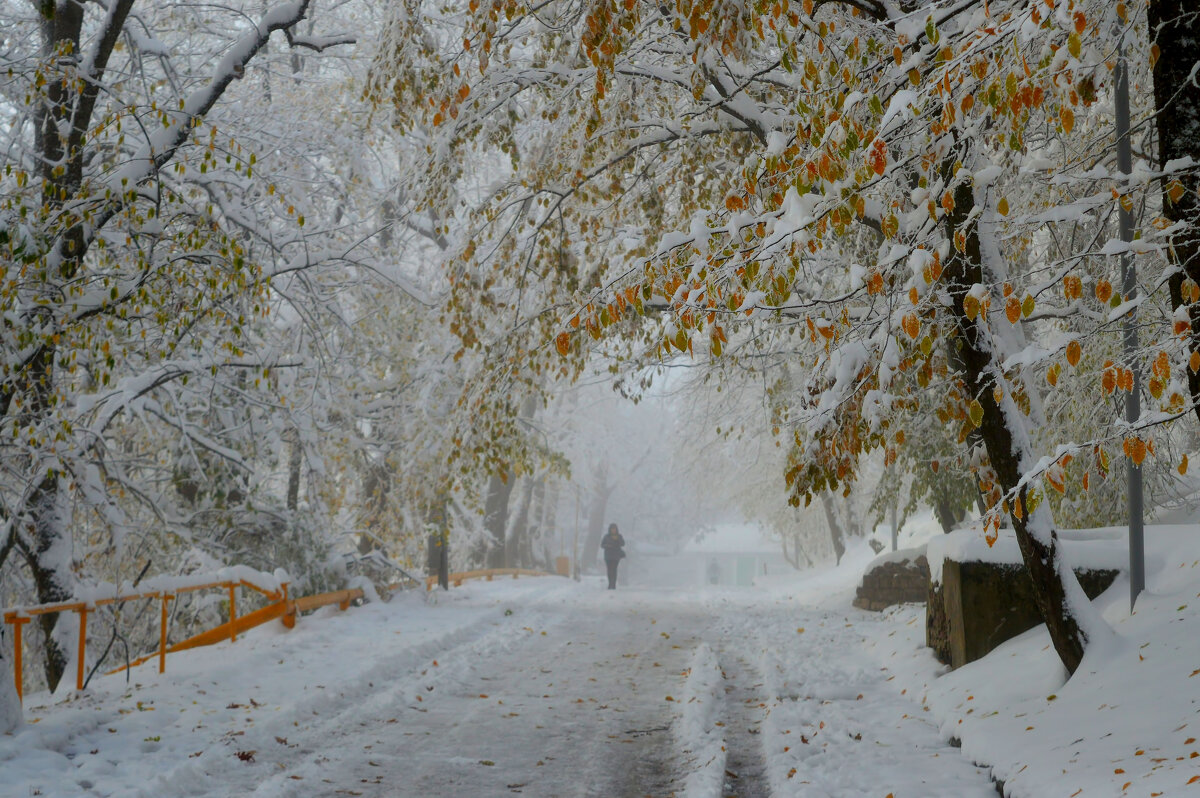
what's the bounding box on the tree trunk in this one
[932,482,965,534]
[480,472,514,568]
[286,429,303,511]
[780,531,806,569]
[25,475,73,692]
[583,474,615,573]
[942,167,1099,675]
[1150,1,1200,423]
[506,477,535,568]
[819,493,847,565]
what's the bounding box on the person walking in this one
[601,523,626,590]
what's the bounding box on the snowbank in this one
[674,643,726,798]
[865,523,1200,797]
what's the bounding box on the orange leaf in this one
[555,331,571,356]
[1005,296,1021,324]
[1125,437,1148,466]
[902,313,920,339]
[1066,340,1082,366]
[868,138,888,176]
[1061,107,1075,134]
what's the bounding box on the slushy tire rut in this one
[716,653,771,798]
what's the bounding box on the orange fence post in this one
[76,607,88,691]
[281,583,295,629]
[228,584,237,642]
[159,594,172,674]
[8,615,27,703]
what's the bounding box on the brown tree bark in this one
[1150,1,1200,423]
[942,171,1089,675]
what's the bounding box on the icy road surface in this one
[5,580,998,798]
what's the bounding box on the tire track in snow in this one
[714,653,771,798]
[132,591,569,798]
[245,594,703,797]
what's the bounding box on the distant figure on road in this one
[601,524,626,590]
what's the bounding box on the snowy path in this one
[250,594,706,797]
[4,580,1000,798]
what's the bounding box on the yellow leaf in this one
[968,399,984,427]
[1180,454,1189,475]
[997,197,1009,216]
[964,294,980,321]
[1067,32,1081,59]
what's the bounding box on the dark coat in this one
[601,531,626,562]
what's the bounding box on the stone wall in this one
[853,551,930,611]
[926,560,1120,668]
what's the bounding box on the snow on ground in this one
[864,525,1200,798]
[0,525,1196,798]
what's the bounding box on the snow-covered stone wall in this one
[853,546,929,611]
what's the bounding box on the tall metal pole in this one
[1115,34,1145,611]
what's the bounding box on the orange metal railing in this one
[425,567,559,591]
[2,576,363,704]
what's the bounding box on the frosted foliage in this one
[0,655,19,733]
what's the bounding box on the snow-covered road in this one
[248,594,709,797]
[4,579,999,797]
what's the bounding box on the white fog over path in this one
[3,574,999,797]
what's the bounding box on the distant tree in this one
[0,0,353,690]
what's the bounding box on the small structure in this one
[630,524,787,588]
